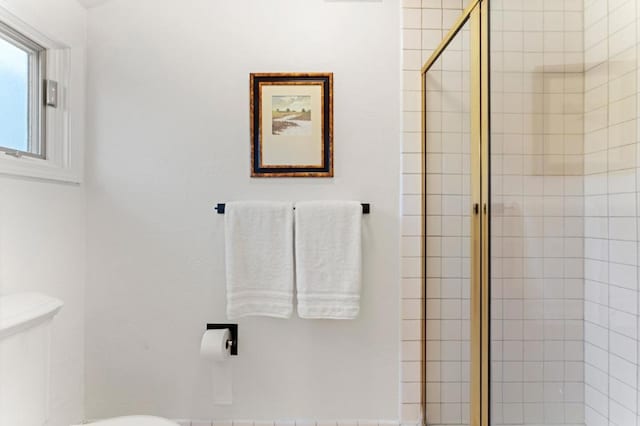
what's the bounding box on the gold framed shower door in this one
[421,1,490,425]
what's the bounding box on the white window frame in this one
[0,6,80,183]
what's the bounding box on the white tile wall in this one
[583,1,640,426]
[401,1,466,424]
[402,2,424,423]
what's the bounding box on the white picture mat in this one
[260,84,323,167]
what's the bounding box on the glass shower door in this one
[489,1,586,424]
[423,17,474,426]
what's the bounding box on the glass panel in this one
[424,18,471,426]
[0,36,29,152]
[487,1,626,425]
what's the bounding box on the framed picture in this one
[250,73,333,177]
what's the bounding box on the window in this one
[0,20,46,158]
[0,7,78,183]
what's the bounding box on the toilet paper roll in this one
[200,329,231,361]
[200,328,232,404]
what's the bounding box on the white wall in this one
[85,0,401,421]
[0,1,87,425]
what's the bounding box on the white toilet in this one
[0,292,178,426]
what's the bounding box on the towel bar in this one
[214,203,370,214]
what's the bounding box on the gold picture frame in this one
[250,73,333,177]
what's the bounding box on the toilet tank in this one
[0,292,63,426]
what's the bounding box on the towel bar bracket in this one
[214,203,370,214]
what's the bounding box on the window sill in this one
[0,153,82,183]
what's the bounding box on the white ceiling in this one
[76,0,112,8]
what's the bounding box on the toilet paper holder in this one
[206,323,238,356]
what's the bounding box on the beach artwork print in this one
[271,96,312,136]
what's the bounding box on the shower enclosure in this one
[422,0,639,425]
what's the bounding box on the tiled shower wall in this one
[408,1,640,426]
[402,1,466,424]
[582,0,640,425]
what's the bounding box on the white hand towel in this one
[295,201,362,319]
[225,201,294,319]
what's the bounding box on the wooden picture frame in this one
[250,73,333,177]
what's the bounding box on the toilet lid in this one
[89,415,179,426]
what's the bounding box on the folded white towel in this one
[295,201,362,319]
[225,201,294,319]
